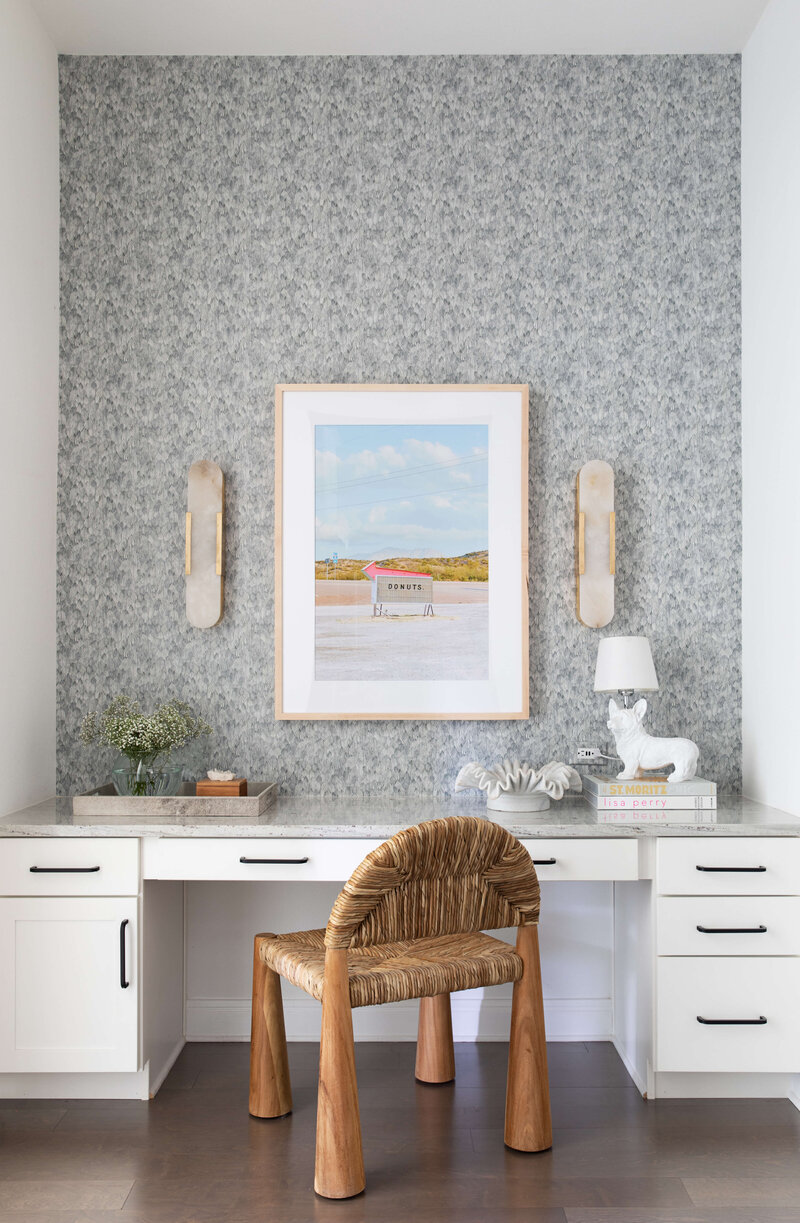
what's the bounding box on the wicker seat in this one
[249,816,552,1200]
[261,928,524,1008]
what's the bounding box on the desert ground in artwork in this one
[314,580,489,680]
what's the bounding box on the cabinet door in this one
[0,897,139,1073]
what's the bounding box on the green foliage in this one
[314,551,489,582]
[80,695,213,763]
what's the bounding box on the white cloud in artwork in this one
[315,450,341,481]
[314,424,488,558]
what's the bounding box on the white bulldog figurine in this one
[607,698,699,783]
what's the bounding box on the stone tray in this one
[72,781,277,818]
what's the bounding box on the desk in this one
[1,795,799,1102]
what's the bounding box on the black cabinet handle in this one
[533,858,557,865]
[697,1015,767,1025]
[239,856,309,865]
[119,919,129,989]
[696,865,766,873]
[29,865,101,873]
[697,924,767,934]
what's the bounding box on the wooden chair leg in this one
[315,948,365,1199]
[249,935,292,1119]
[504,924,552,1152]
[415,993,455,1083]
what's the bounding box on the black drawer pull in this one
[697,1015,767,1025]
[696,865,766,873]
[119,919,130,989]
[697,924,767,935]
[29,865,101,874]
[533,858,557,865]
[239,856,309,865]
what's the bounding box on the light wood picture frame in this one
[275,384,529,720]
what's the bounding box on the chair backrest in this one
[324,816,540,949]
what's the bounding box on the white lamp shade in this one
[594,636,659,693]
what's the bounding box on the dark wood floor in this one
[2,1041,800,1222]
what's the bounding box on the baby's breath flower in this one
[80,696,212,762]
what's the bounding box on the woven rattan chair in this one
[248,816,551,1198]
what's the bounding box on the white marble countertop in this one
[0,794,798,838]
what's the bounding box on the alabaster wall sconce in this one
[185,460,224,628]
[575,459,615,628]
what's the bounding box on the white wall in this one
[0,0,59,815]
[741,0,800,813]
[184,880,614,1042]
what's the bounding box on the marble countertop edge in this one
[0,794,799,838]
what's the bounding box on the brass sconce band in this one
[575,460,615,629]
[185,512,192,575]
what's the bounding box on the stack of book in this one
[583,773,717,811]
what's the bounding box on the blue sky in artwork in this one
[315,424,489,560]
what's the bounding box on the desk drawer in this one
[142,838,375,882]
[0,839,139,896]
[657,896,800,956]
[656,956,800,1072]
[657,838,800,895]
[520,839,638,881]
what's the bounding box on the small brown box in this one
[195,778,248,797]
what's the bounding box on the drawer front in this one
[657,896,800,956]
[656,957,800,1072]
[143,836,639,883]
[0,839,139,896]
[142,838,376,882]
[520,838,638,881]
[657,838,800,895]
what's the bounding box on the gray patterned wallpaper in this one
[57,55,741,796]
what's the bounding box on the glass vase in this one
[111,756,183,797]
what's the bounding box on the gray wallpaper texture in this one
[57,55,741,796]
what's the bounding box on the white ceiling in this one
[30,0,769,56]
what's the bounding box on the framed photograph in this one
[275,384,529,720]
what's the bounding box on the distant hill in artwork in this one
[314,551,489,582]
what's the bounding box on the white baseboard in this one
[611,1036,647,1096]
[0,1066,152,1100]
[148,1037,186,1097]
[185,995,612,1043]
[653,1071,793,1099]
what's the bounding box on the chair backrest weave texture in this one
[324,816,540,949]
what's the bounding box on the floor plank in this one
[0,1180,133,1211]
[683,1179,800,1207]
[566,1212,800,1223]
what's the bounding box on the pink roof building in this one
[361,562,430,581]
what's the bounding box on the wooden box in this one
[195,778,248,797]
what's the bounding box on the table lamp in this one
[594,635,658,709]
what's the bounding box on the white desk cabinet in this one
[0,793,799,1102]
[0,897,139,1073]
[653,837,800,1077]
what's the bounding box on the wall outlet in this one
[576,746,604,760]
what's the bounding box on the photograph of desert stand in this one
[315,423,489,680]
